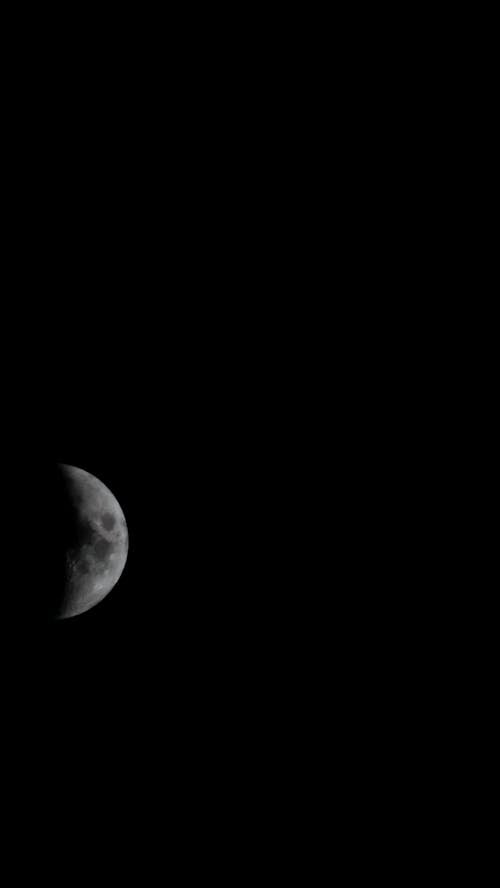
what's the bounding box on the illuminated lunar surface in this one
[58,464,128,619]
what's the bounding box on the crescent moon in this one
[58,464,128,619]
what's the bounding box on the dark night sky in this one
[0,37,297,855]
[0,18,306,876]
[3,273,277,811]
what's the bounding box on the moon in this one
[58,464,128,619]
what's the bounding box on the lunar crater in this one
[101,512,116,531]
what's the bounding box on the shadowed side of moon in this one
[1,462,128,624]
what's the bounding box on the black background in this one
[2,282,284,877]
[0,28,304,866]
[0,8,485,875]
[2,197,288,857]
